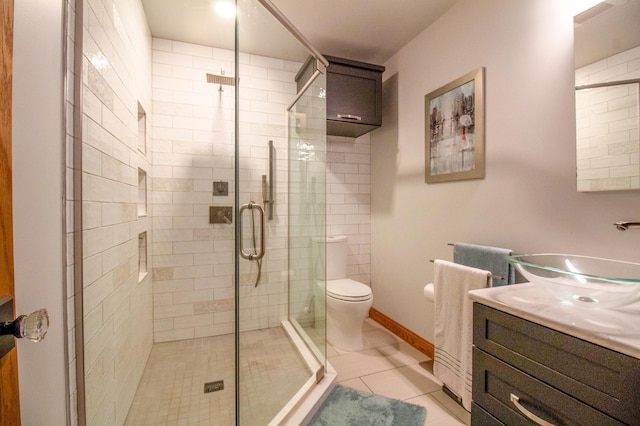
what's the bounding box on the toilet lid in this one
[327,279,372,302]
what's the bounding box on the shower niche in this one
[138,168,147,217]
[138,232,147,282]
[137,102,147,155]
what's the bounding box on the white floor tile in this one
[377,341,431,367]
[338,377,372,393]
[333,321,466,425]
[360,364,442,401]
[431,390,471,425]
[404,394,468,426]
[332,348,397,382]
[361,327,403,349]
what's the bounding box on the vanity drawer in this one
[472,348,623,425]
[473,303,640,424]
[471,402,503,426]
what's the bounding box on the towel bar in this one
[429,259,505,281]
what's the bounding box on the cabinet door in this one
[326,65,380,125]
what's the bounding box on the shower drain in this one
[204,380,224,394]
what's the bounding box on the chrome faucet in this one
[614,221,640,231]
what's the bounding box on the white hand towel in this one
[433,259,491,412]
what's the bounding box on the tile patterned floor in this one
[328,319,471,426]
[124,327,311,425]
[124,319,470,425]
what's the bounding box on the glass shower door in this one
[288,72,327,370]
[235,0,327,423]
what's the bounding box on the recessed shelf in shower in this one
[138,231,148,283]
[137,102,147,155]
[138,168,147,217]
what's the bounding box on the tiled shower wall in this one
[148,41,373,341]
[150,39,300,342]
[326,134,372,285]
[73,3,373,422]
[81,0,154,423]
[575,45,640,191]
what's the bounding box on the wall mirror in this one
[574,0,640,191]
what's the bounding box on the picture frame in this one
[425,67,485,183]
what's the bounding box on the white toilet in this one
[314,235,373,352]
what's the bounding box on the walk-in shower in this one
[77,0,328,423]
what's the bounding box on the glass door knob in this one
[0,309,49,342]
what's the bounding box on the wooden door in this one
[0,0,20,424]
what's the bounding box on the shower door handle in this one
[238,202,265,261]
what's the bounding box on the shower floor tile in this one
[124,327,311,425]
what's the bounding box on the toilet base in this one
[326,296,372,352]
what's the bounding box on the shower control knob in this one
[0,309,49,341]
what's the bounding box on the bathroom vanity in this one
[469,284,640,426]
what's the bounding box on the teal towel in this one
[453,243,515,286]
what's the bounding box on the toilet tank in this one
[325,235,348,280]
[312,235,348,280]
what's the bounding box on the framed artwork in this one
[425,67,485,183]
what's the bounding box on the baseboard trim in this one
[369,307,434,359]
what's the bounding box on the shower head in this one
[206,72,236,86]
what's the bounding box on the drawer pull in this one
[337,114,362,121]
[510,394,557,426]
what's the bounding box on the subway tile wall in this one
[81,0,154,423]
[73,2,373,421]
[150,39,301,342]
[149,41,373,341]
[575,45,640,191]
[326,134,372,285]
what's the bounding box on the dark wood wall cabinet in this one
[296,55,385,138]
[472,303,640,426]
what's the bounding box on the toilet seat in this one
[327,279,372,302]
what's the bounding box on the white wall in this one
[12,0,68,424]
[371,0,640,343]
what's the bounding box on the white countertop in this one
[468,283,640,359]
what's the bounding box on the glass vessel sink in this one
[508,254,640,308]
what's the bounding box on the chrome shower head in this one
[206,70,236,92]
[206,72,236,86]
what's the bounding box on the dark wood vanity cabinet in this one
[296,55,385,138]
[472,303,640,426]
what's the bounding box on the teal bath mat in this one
[308,385,427,425]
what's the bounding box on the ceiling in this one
[140,0,461,65]
[267,0,461,64]
[140,0,640,69]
